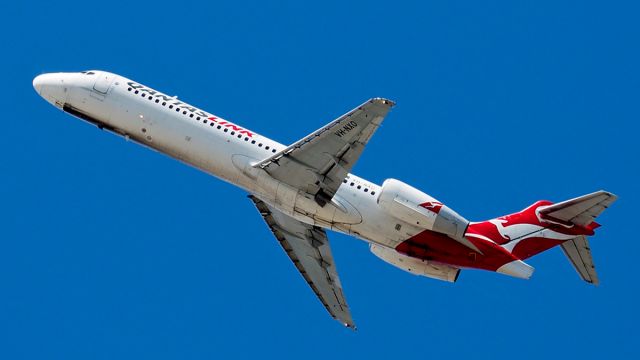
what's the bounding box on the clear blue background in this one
[2,1,638,358]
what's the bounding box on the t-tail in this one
[465,191,617,285]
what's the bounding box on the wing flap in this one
[560,236,599,285]
[249,195,355,328]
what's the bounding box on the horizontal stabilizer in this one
[538,190,617,226]
[541,191,616,285]
[561,236,599,285]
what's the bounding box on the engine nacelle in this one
[370,244,459,282]
[378,179,469,240]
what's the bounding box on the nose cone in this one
[33,73,70,107]
[32,74,44,94]
[33,73,59,93]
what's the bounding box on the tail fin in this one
[465,191,617,283]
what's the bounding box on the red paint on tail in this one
[396,200,601,271]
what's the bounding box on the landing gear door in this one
[93,72,114,94]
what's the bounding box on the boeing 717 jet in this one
[33,71,617,328]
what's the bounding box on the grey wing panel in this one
[540,191,618,226]
[248,195,355,328]
[255,98,394,205]
[560,236,599,285]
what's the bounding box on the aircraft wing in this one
[248,195,355,328]
[254,98,394,206]
[561,236,599,285]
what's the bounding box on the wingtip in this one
[603,190,618,202]
[345,322,357,331]
[592,190,618,200]
[371,97,395,107]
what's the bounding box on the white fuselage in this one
[33,71,615,327]
[34,71,426,249]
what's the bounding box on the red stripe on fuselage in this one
[395,230,519,271]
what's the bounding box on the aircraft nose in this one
[33,73,63,94]
[32,74,45,94]
[33,73,70,107]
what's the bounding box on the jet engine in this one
[377,179,469,241]
[370,244,460,282]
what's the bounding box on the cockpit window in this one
[80,71,95,75]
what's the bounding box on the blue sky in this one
[2,1,638,358]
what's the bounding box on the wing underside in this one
[561,236,599,285]
[254,98,394,206]
[248,195,355,328]
[539,190,617,226]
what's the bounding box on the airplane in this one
[33,70,617,329]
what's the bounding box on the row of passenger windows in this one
[127,87,278,153]
[343,178,376,196]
